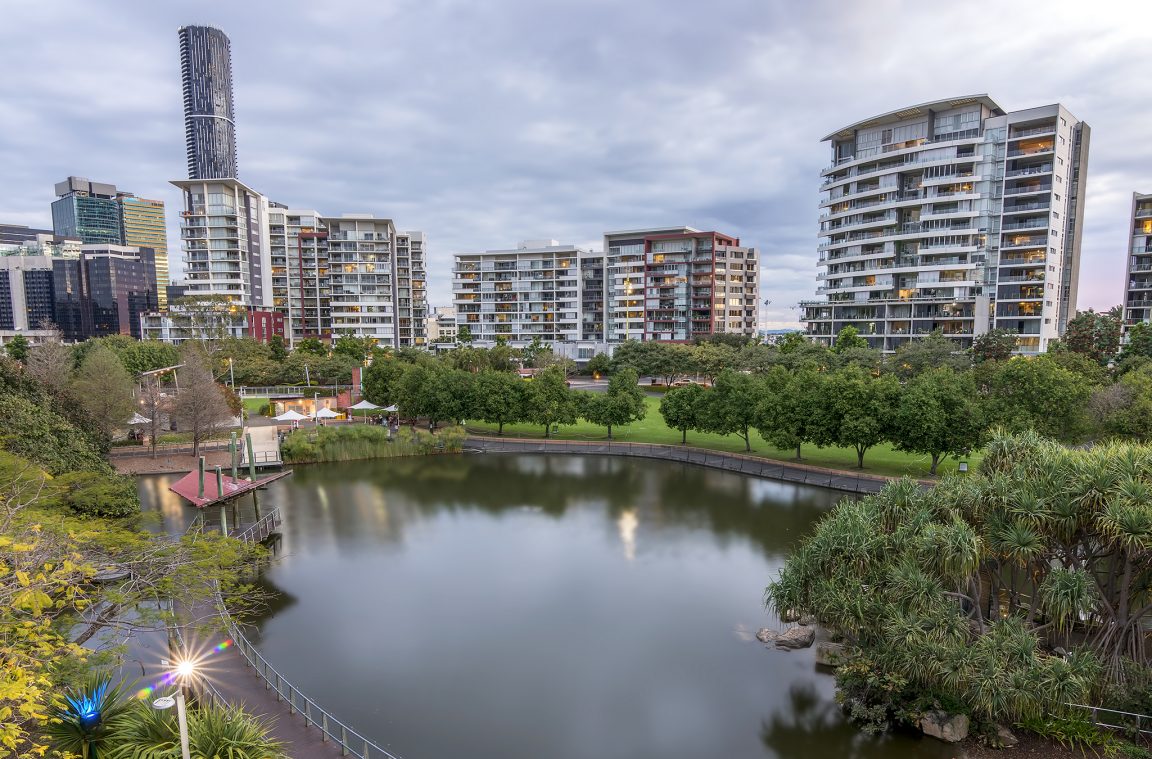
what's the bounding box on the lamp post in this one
[153,659,195,759]
[228,357,235,389]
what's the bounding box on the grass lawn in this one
[242,397,269,415]
[464,396,982,479]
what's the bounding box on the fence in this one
[238,386,342,397]
[232,508,281,545]
[1068,703,1152,737]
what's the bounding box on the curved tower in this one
[178,25,238,180]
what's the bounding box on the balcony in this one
[1009,125,1056,139]
[1001,235,1047,249]
[1004,184,1052,196]
[1005,165,1053,178]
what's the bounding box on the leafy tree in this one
[972,327,1017,363]
[5,334,29,362]
[585,352,611,376]
[888,330,968,379]
[700,370,762,451]
[580,367,645,439]
[831,326,869,354]
[525,366,578,437]
[776,331,809,354]
[171,347,235,459]
[268,334,288,362]
[659,383,705,444]
[892,368,984,474]
[1093,364,1152,440]
[736,342,782,374]
[757,367,822,460]
[813,366,899,468]
[447,345,489,373]
[457,324,474,344]
[1045,346,1110,386]
[362,358,408,406]
[833,345,883,373]
[1062,307,1122,365]
[25,328,72,392]
[522,336,548,368]
[72,345,136,443]
[691,342,737,384]
[979,356,1091,441]
[473,370,527,434]
[779,340,834,372]
[1122,322,1152,361]
[333,334,375,362]
[296,336,327,356]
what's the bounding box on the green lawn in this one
[465,396,981,479]
[242,397,270,415]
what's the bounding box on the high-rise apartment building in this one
[802,96,1089,353]
[51,177,122,244]
[179,25,238,180]
[172,178,269,305]
[118,194,170,307]
[1122,192,1152,334]
[453,241,584,345]
[267,207,329,343]
[395,231,428,346]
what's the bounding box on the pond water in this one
[138,454,957,759]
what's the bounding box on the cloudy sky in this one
[1,0,1149,327]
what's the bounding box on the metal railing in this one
[233,508,281,545]
[226,619,402,758]
[1067,703,1152,736]
[238,385,342,397]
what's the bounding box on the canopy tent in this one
[314,407,341,419]
[127,412,152,425]
[348,400,380,410]
[383,404,398,412]
[274,409,310,422]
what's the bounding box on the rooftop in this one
[822,95,1004,142]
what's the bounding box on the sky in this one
[1,0,1150,328]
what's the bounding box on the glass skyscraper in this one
[179,25,238,180]
[51,177,122,244]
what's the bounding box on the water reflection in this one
[137,455,944,759]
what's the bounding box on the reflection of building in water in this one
[617,509,638,561]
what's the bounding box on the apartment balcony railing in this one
[1002,201,1051,214]
[1002,220,1049,231]
[1005,165,1053,178]
[1010,125,1056,139]
[1006,147,1054,158]
[1001,236,1048,249]
[1005,184,1052,195]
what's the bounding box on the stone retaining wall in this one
[465,437,914,494]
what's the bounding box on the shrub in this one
[54,470,140,518]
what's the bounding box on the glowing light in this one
[175,660,196,678]
[617,509,638,562]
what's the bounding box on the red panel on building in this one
[246,309,285,343]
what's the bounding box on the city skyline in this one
[2,1,1151,327]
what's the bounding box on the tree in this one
[136,379,167,457]
[757,367,822,460]
[831,326,869,354]
[580,367,646,439]
[776,331,809,354]
[332,334,375,363]
[72,345,136,443]
[268,334,288,362]
[25,327,72,392]
[660,383,706,444]
[5,334,29,362]
[979,356,1091,441]
[1062,307,1122,365]
[585,353,611,377]
[473,370,527,434]
[888,330,968,379]
[168,295,241,351]
[296,336,327,356]
[456,324,474,345]
[813,366,899,468]
[171,347,234,459]
[972,327,1017,363]
[446,346,489,373]
[363,358,407,406]
[691,343,737,384]
[1122,322,1152,362]
[525,367,578,437]
[700,370,761,451]
[892,368,984,474]
[1092,363,1152,440]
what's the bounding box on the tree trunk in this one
[498,421,504,435]
[682,428,687,444]
[856,446,865,468]
[544,424,551,439]
[930,453,941,475]
[742,428,751,452]
[607,424,613,440]
[795,443,802,460]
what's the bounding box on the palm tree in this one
[44,677,134,759]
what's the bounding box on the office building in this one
[179,25,238,180]
[426,306,457,344]
[1122,193,1152,333]
[0,224,54,245]
[118,194,170,307]
[172,177,269,305]
[52,245,158,341]
[0,249,58,347]
[51,177,122,245]
[802,96,1089,353]
[453,241,584,346]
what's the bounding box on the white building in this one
[802,96,1089,354]
[1122,192,1152,334]
[426,306,457,344]
[266,207,327,345]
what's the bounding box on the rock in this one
[780,609,801,623]
[755,628,780,644]
[814,641,846,667]
[799,614,818,626]
[774,626,816,650]
[995,724,1018,748]
[919,711,969,743]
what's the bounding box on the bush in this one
[53,470,140,518]
[280,425,467,463]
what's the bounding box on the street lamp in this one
[153,658,196,759]
[228,357,235,389]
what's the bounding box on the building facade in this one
[141,304,282,344]
[1122,192,1152,334]
[395,231,427,346]
[118,194,170,307]
[51,177,122,245]
[267,207,328,344]
[0,224,54,245]
[426,306,457,344]
[179,25,239,180]
[802,96,1089,353]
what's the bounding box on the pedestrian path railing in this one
[232,508,281,545]
[224,619,402,758]
[1067,703,1152,736]
[238,385,341,397]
